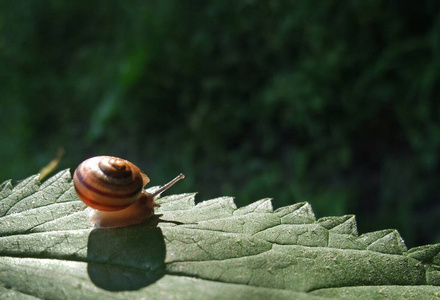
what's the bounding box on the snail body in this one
[73,156,184,228]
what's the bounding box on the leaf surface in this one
[1,170,440,299]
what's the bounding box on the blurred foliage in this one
[1,0,440,247]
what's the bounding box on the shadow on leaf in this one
[86,216,165,291]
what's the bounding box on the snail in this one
[73,156,184,228]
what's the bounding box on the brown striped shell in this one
[73,156,150,211]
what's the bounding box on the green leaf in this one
[1,170,440,299]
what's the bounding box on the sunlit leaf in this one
[1,170,440,299]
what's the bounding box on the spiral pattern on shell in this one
[73,156,150,211]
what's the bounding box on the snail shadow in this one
[86,216,166,291]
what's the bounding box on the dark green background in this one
[1,1,440,247]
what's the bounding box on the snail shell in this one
[73,156,184,228]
